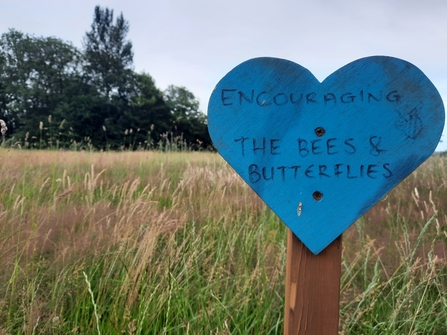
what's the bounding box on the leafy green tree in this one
[81,6,137,149]
[83,5,134,100]
[164,85,211,148]
[0,7,210,151]
[0,29,82,145]
[127,73,172,148]
[57,80,109,149]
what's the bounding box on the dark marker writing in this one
[247,163,393,183]
[239,90,254,104]
[327,138,337,155]
[221,89,401,107]
[222,89,237,106]
[319,165,330,178]
[369,136,387,156]
[297,138,357,157]
[344,138,356,154]
[305,164,315,178]
[234,136,249,157]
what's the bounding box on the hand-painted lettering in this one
[270,139,281,155]
[306,92,317,104]
[341,93,355,103]
[253,138,266,155]
[239,90,254,104]
[367,164,378,178]
[297,137,357,157]
[236,134,392,183]
[319,165,330,178]
[278,166,287,181]
[369,136,387,156]
[324,93,337,104]
[221,89,401,107]
[247,163,393,183]
[273,93,288,106]
[305,164,315,178]
[326,138,337,155]
[344,138,356,154]
[256,91,271,106]
[221,89,236,106]
[234,136,249,157]
[248,164,260,183]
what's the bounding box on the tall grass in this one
[0,149,446,334]
[2,120,205,152]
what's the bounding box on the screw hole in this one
[313,191,323,201]
[315,127,325,137]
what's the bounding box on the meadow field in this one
[0,149,446,334]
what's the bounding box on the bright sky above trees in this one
[1,0,446,149]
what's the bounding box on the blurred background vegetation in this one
[0,6,211,151]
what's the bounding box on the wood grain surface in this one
[284,230,342,335]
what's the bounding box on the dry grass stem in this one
[0,149,446,333]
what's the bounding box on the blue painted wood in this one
[208,56,445,254]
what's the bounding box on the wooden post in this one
[284,230,342,335]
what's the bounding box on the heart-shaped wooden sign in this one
[208,56,445,254]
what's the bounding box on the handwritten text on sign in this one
[234,136,391,182]
[223,88,412,182]
[221,89,400,106]
[207,57,444,254]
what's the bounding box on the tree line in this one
[0,6,211,150]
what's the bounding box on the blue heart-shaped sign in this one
[208,56,445,254]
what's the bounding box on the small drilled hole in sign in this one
[313,191,323,201]
[315,127,325,137]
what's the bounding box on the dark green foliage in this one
[164,85,211,149]
[129,73,172,147]
[83,5,134,100]
[0,29,82,140]
[0,6,212,150]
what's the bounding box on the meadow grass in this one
[0,149,446,334]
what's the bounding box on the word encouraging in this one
[221,89,401,107]
[208,56,444,254]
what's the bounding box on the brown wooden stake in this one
[284,230,342,335]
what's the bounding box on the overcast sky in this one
[1,0,447,150]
